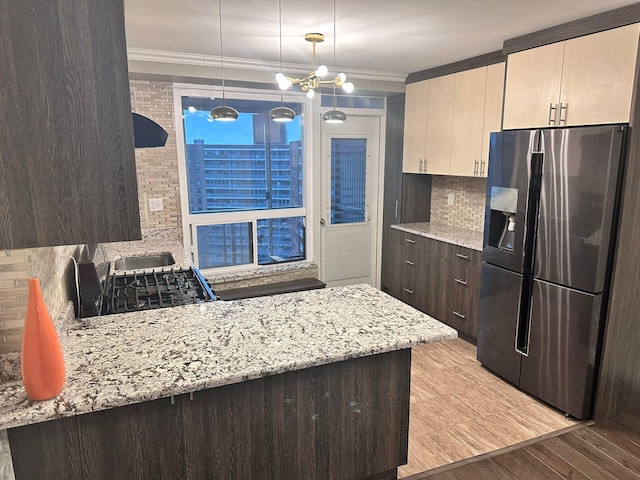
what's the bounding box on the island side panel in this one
[269,348,411,479]
[8,349,411,479]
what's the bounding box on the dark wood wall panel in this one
[381,94,406,293]
[402,174,432,224]
[503,3,640,54]
[0,0,140,249]
[406,50,505,84]
[594,38,640,421]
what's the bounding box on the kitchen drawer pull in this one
[455,253,469,260]
[453,311,466,319]
[480,160,485,177]
[405,238,416,244]
[404,260,415,266]
[403,288,414,294]
[419,159,424,173]
[473,160,479,176]
[454,278,467,285]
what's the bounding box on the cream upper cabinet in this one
[425,74,456,175]
[402,80,429,173]
[503,24,640,129]
[560,24,640,126]
[402,63,505,177]
[450,67,487,176]
[503,42,564,129]
[481,62,506,177]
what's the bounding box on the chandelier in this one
[275,33,354,99]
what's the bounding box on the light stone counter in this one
[392,222,483,251]
[0,284,456,431]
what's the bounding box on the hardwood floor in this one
[399,338,579,478]
[418,409,640,479]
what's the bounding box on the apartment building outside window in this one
[179,94,306,271]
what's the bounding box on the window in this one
[179,93,306,271]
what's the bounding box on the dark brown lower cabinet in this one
[385,229,481,341]
[8,349,411,480]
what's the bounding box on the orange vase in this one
[21,277,66,400]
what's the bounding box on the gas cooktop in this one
[104,268,216,315]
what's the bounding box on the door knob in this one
[320,218,326,225]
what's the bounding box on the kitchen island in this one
[0,284,456,480]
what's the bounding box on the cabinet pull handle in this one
[189,392,194,401]
[455,253,469,260]
[454,278,467,285]
[395,199,399,219]
[559,103,568,124]
[404,260,415,266]
[405,238,416,244]
[453,311,466,319]
[548,103,557,125]
[473,160,479,176]
[424,159,428,172]
[403,288,414,294]
[419,159,423,173]
[480,160,485,176]
[170,395,175,405]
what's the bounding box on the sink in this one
[113,252,175,271]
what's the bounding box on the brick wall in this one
[130,80,182,231]
[430,176,486,232]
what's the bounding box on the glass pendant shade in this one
[211,105,239,121]
[322,109,347,123]
[269,106,296,122]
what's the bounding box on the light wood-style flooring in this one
[420,409,640,479]
[399,338,579,478]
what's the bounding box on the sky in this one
[183,110,302,145]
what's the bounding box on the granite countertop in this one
[392,222,483,251]
[0,284,457,430]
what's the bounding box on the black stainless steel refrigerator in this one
[477,125,627,420]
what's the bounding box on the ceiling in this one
[124,0,638,83]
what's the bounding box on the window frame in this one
[173,84,317,275]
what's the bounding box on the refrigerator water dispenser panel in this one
[487,186,518,251]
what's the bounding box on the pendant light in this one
[269,0,296,122]
[211,0,238,121]
[321,0,347,123]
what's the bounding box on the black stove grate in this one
[106,268,213,314]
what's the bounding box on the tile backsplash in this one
[0,245,78,355]
[430,175,487,232]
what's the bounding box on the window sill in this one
[202,261,318,291]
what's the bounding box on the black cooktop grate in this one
[106,268,212,314]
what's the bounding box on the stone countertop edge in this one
[391,222,483,251]
[0,284,457,431]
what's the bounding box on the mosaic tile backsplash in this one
[430,175,487,232]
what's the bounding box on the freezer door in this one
[483,130,538,274]
[535,126,625,293]
[477,263,522,386]
[519,279,602,420]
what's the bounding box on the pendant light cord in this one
[218,0,227,106]
[332,0,337,109]
[278,0,285,107]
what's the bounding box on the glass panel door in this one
[331,138,367,225]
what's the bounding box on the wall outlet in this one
[148,197,164,212]
[447,193,454,205]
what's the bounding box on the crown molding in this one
[127,47,407,84]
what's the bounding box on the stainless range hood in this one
[132,112,169,148]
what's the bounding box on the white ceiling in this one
[124,0,638,81]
